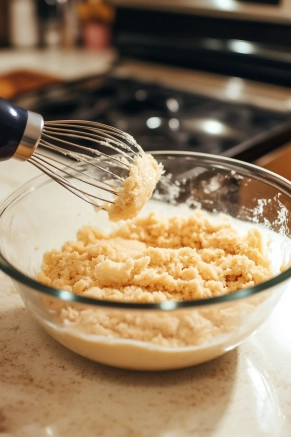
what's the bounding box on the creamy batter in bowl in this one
[1,151,291,371]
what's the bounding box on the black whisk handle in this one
[0,98,28,161]
[0,98,43,162]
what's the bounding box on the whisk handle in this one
[0,98,27,161]
[0,98,43,162]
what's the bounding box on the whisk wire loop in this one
[43,120,142,158]
[29,119,143,207]
[39,139,125,182]
[0,98,143,208]
[29,153,117,207]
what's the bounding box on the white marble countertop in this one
[0,48,291,437]
[0,159,291,437]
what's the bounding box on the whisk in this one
[0,97,143,207]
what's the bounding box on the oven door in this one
[112,3,291,87]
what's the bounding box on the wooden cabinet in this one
[255,143,291,181]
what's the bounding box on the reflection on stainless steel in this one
[168,118,180,130]
[225,77,244,100]
[166,98,179,112]
[182,118,243,139]
[227,39,291,62]
[228,40,256,55]
[146,116,162,129]
[203,120,225,135]
[212,0,236,11]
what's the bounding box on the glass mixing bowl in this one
[1,151,291,371]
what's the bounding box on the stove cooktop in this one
[14,75,291,162]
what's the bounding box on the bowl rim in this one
[1,150,291,311]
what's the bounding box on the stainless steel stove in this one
[12,1,291,162]
[13,64,291,162]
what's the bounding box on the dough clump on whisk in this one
[105,153,163,222]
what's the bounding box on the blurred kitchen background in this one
[1,0,291,178]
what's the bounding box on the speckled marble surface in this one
[0,159,291,437]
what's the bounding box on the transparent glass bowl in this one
[1,151,291,371]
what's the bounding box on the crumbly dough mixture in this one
[105,153,163,222]
[38,211,273,349]
[38,211,272,302]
